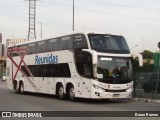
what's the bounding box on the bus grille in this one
[105,89,126,92]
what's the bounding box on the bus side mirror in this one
[131,52,143,67]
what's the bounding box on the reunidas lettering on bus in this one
[35,53,58,64]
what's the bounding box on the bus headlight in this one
[93,84,105,91]
[126,86,133,92]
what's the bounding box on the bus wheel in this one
[19,82,25,94]
[69,86,76,101]
[15,83,20,94]
[58,85,65,99]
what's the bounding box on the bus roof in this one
[8,32,122,48]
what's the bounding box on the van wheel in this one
[19,82,25,94]
[57,85,65,99]
[69,86,76,101]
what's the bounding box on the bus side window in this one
[37,41,46,53]
[84,64,91,78]
[73,34,88,49]
[59,36,73,50]
[74,50,93,78]
[27,43,36,54]
[46,38,59,52]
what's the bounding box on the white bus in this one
[6,32,142,101]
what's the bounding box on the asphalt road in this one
[0,80,159,120]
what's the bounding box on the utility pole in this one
[28,0,37,41]
[73,0,74,31]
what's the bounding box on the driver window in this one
[74,49,93,78]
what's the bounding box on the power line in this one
[0,0,23,6]
[76,0,160,10]
[40,0,160,22]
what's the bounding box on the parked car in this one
[142,73,160,93]
[2,73,6,81]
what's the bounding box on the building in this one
[6,38,28,48]
[0,37,27,77]
[0,33,2,43]
[0,33,6,77]
[3,38,28,77]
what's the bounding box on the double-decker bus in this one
[6,32,143,101]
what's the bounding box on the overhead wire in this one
[76,0,160,11]
[0,0,24,6]
[39,0,160,22]
[0,0,160,22]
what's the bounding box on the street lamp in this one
[38,22,42,38]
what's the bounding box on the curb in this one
[131,98,160,104]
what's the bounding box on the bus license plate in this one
[113,94,120,97]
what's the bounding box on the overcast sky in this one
[0,0,160,52]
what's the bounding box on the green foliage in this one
[142,50,153,59]
[132,58,153,73]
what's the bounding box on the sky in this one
[0,0,160,52]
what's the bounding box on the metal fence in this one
[133,71,160,99]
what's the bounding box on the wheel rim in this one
[69,87,75,101]
[15,84,19,93]
[58,86,64,99]
[20,83,24,94]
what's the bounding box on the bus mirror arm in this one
[131,52,143,67]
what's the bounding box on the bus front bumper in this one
[91,90,132,99]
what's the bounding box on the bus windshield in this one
[88,34,130,54]
[97,56,132,84]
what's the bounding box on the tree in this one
[142,50,153,59]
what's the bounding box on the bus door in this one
[74,50,92,98]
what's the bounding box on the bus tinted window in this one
[21,63,71,77]
[10,33,88,56]
[27,43,36,54]
[59,36,73,50]
[88,34,130,54]
[36,41,46,53]
[21,66,30,77]
[73,34,88,49]
[74,49,93,78]
[47,38,59,52]
[54,63,71,77]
